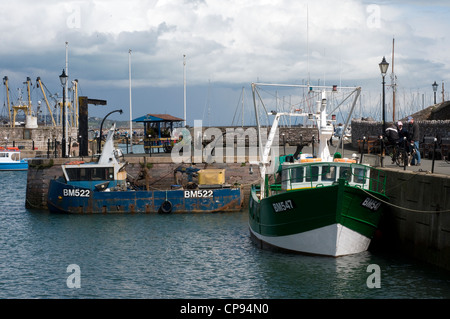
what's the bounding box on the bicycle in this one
[386,140,414,167]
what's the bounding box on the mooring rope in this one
[361,187,450,213]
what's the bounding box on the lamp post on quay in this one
[432,81,438,104]
[379,57,389,167]
[379,57,389,134]
[59,69,68,158]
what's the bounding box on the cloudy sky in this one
[1,0,449,126]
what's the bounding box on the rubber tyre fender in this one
[159,200,173,214]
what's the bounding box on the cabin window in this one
[322,165,336,182]
[66,168,80,180]
[354,167,367,184]
[66,167,114,181]
[290,166,304,183]
[305,166,319,182]
[0,153,7,157]
[339,167,352,182]
[91,168,111,180]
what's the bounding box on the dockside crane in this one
[25,77,32,116]
[3,76,12,126]
[72,79,79,128]
[36,77,56,126]
[3,76,31,127]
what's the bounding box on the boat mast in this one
[242,87,245,127]
[129,49,133,153]
[252,83,265,198]
[183,54,187,127]
[391,37,397,122]
[64,42,69,157]
[306,4,310,88]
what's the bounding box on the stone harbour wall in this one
[351,119,450,148]
[378,168,450,272]
[0,126,78,151]
[189,126,319,147]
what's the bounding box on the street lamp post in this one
[379,57,389,167]
[432,81,438,104]
[59,69,68,158]
[98,109,123,154]
[379,57,389,135]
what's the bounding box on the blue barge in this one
[47,125,243,214]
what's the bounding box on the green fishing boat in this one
[249,83,389,257]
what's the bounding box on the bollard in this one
[379,136,384,167]
[403,137,407,171]
[360,136,366,164]
[432,137,437,174]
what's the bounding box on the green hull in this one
[249,179,388,253]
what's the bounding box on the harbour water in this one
[1,170,450,299]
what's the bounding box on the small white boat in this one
[0,147,28,170]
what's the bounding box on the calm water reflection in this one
[1,171,449,298]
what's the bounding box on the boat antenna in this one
[391,37,397,122]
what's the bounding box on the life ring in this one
[158,200,173,214]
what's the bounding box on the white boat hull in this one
[249,223,371,257]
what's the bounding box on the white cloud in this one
[1,0,450,125]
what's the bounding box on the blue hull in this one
[47,178,243,214]
[0,161,28,171]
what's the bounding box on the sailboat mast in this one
[306,4,310,87]
[129,49,133,153]
[392,37,396,122]
[183,54,187,127]
[242,87,244,128]
[64,41,69,157]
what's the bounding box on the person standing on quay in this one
[408,116,421,166]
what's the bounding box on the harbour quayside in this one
[0,147,28,171]
[47,124,243,214]
[248,83,389,257]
